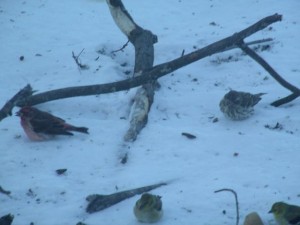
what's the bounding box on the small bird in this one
[269,202,300,225]
[134,193,163,223]
[0,214,14,225]
[16,106,89,141]
[219,90,265,120]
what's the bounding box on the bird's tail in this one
[71,126,89,134]
[256,93,267,97]
[252,93,266,105]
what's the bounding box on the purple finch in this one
[16,106,89,141]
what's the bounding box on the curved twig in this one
[215,188,240,225]
[271,92,299,107]
[238,41,300,106]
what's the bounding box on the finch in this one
[269,202,300,225]
[16,106,89,141]
[134,193,163,223]
[219,90,265,120]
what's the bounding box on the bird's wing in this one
[154,197,162,211]
[285,205,300,224]
[286,208,300,225]
[29,112,69,134]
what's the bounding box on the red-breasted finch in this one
[16,106,89,141]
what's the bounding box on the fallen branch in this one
[85,182,167,213]
[0,14,282,123]
[271,92,299,107]
[215,188,240,225]
[0,84,34,121]
[238,41,300,106]
[105,0,157,145]
[12,15,281,106]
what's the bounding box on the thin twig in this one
[181,49,185,57]
[111,40,130,54]
[220,38,273,53]
[215,188,239,225]
[72,49,89,70]
[0,185,11,196]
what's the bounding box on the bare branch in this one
[0,14,282,123]
[15,14,281,107]
[86,182,167,213]
[221,38,273,53]
[238,41,300,106]
[106,0,139,38]
[271,93,299,107]
[0,84,34,121]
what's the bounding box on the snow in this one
[1,0,300,224]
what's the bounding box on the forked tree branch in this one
[0,13,284,122]
[238,41,300,106]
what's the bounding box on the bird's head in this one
[137,193,162,210]
[16,106,35,118]
[269,202,287,216]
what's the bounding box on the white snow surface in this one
[1,0,300,224]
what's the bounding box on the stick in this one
[111,40,130,54]
[0,14,282,122]
[214,38,273,54]
[215,188,240,225]
[0,84,33,121]
[238,41,300,106]
[86,182,167,213]
[0,186,11,196]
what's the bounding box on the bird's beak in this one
[268,210,273,213]
[15,111,20,116]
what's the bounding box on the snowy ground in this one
[1,0,300,224]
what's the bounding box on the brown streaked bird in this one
[219,90,265,120]
[16,106,89,141]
